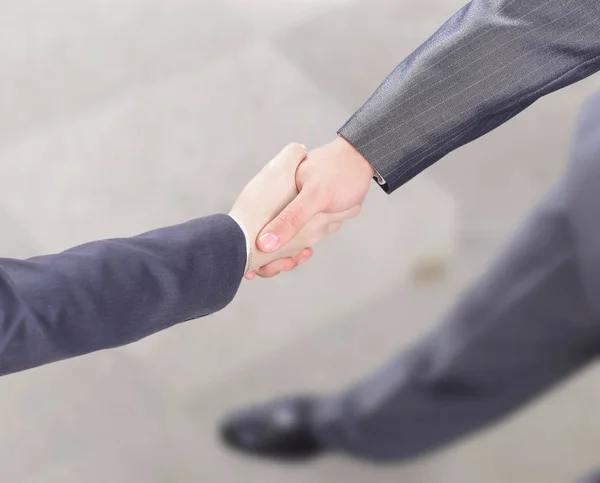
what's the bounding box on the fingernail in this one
[259,233,279,252]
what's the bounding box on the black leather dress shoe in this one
[220,396,325,460]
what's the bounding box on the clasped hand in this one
[229,138,375,278]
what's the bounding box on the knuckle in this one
[277,210,303,231]
[259,267,278,278]
[327,222,343,235]
[285,142,307,159]
[349,205,361,218]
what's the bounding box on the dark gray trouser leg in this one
[579,470,600,483]
[314,95,600,463]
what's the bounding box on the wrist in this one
[228,213,252,274]
[333,135,375,179]
[228,212,272,272]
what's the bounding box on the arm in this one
[0,215,246,376]
[340,0,600,192]
[252,0,600,275]
[0,143,347,376]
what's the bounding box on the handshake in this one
[229,138,375,279]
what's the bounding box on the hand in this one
[247,136,374,278]
[229,143,352,275]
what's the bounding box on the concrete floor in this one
[0,1,600,482]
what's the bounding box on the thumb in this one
[257,188,323,253]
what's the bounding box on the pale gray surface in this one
[0,1,599,482]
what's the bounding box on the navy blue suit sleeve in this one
[0,214,246,376]
[340,0,600,192]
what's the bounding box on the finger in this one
[327,221,343,235]
[293,247,313,265]
[268,142,307,171]
[254,257,297,279]
[255,249,312,279]
[331,205,361,222]
[299,206,358,240]
[342,205,361,219]
[257,187,324,253]
[244,271,256,280]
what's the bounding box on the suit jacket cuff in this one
[338,129,391,193]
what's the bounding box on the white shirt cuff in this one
[373,169,386,185]
[228,215,251,275]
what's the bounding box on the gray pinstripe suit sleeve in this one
[339,0,600,193]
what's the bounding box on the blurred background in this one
[1,0,600,482]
